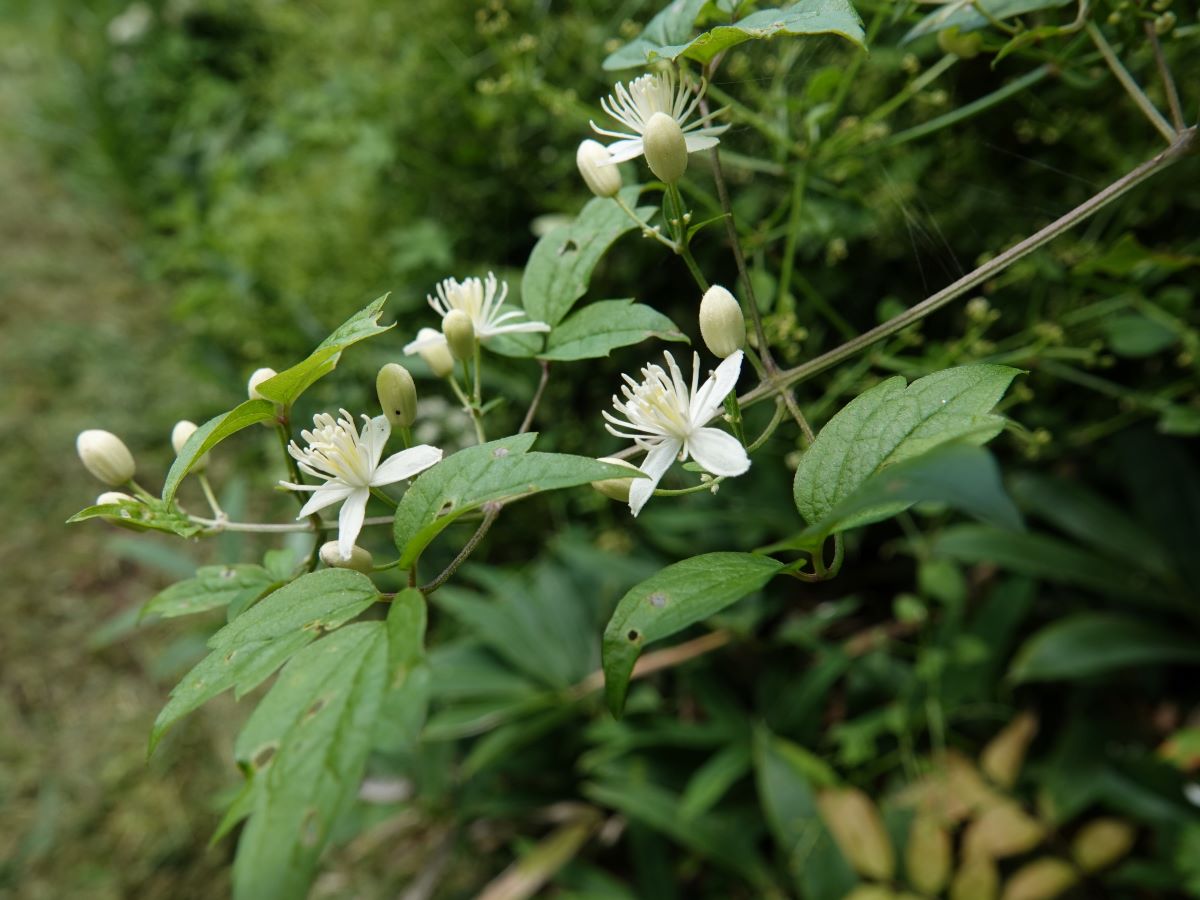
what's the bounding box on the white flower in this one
[280,410,442,559]
[591,70,729,165]
[403,272,549,356]
[603,350,749,516]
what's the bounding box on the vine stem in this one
[519,360,551,434]
[1145,21,1185,133]
[1086,22,1176,143]
[739,126,1198,408]
[419,504,501,594]
[188,514,394,534]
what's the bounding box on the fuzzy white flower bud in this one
[319,541,374,573]
[377,363,418,429]
[643,111,688,184]
[97,491,136,506]
[170,419,209,473]
[699,285,746,358]
[442,309,476,361]
[576,139,622,198]
[77,429,136,486]
[590,456,641,503]
[247,367,277,400]
[414,328,456,378]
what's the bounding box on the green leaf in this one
[522,188,651,328]
[232,622,388,900]
[254,293,393,406]
[904,0,1073,43]
[602,0,708,70]
[1102,313,1177,358]
[539,299,687,361]
[149,570,378,752]
[783,443,1021,547]
[68,497,204,538]
[679,742,753,821]
[605,1,865,70]
[140,564,279,621]
[161,399,276,504]
[753,729,855,900]
[374,588,430,751]
[602,553,782,716]
[793,365,1019,526]
[1010,614,1200,683]
[392,435,642,567]
[932,525,1174,606]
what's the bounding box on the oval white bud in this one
[97,491,136,506]
[414,328,456,378]
[319,541,374,573]
[247,367,277,400]
[442,309,476,361]
[170,419,210,473]
[643,111,688,184]
[76,429,136,486]
[576,139,622,198]
[699,285,746,358]
[377,363,418,429]
[590,456,641,503]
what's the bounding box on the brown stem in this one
[1145,21,1186,133]
[419,505,501,593]
[569,630,731,698]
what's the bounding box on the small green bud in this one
[643,111,688,183]
[247,367,277,400]
[1154,11,1176,34]
[413,327,456,378]
[442,309,476,361]
[590,456,641,503]
[376,363,418,429]
[576,139,622,198]
[171,419,209,473]
[319,541,374,573]
[699,285,746,358]
[76,429,136,486]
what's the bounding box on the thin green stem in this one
[420,505,501,594]
[186,514,393,535]
[654,478,724,497]
[666,183,709,291]
[747,399,787,453]
[370,487,398,509]
[723,392,746,446]
[198,473,225,520]
[398,425,414,449]
[1087,22,1176,143]
[740,127,1198,407]
[776,163,808,314]
[615,194,678,250]
[1145,21,1186,133]
[449,373,486,444]
[519,360,551,434]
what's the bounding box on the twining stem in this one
[615,194,678,250]
[654,478,724,497]
[1086,22,1176,143]
[1145,21,1185,133]
[420,505,501,594]
[519,360,551,434]
[747,398,787,452]
[739,126,1198,408]
[370,487,398,509]
[197,473,225,521]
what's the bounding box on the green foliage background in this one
[2,0,1199,896]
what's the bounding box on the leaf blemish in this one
[648,592,667,608]
[492,447,509,459]
[627,629,640,642]
[305,698,326,718]
[558,238,579,256]
[252,743,277,769]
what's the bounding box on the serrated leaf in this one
[753,729,855,900]
[903,0,1073,43]
[149,570,378,752]
[68,497,204,538]
[392,435,643,567]
[254,293,393,406]
[522,188,652,328]
[162,399,276,504]
[605,1,865,69]
[539,299,687,361]
[793,365,1019,526]
[140,564,278,620]
[1010,614,1200,683]
[602,553,782,716]
[779,443,1022,548]
[232,623,388,900]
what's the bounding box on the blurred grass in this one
[0,18,238,898]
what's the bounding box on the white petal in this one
[687,427,750,477]
[404,331,448,355]
[297,484,354,519]
[337,489,369,560]
[628,439,680,517]
[683,134,722,154]
[372,444,443,486]
[604,138,647,164]
[689,350,743,425]
[363,415,391,468]
[481,320,551,338]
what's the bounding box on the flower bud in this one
[1071,818,1135,872]
[906,814,951,895]
[590,457,641,503]
[376,363,418,429]
[247,367,277,401]
[414,328,456,378]
[319,541,374,573]
[171,419,209,473]
[643,111,688,183]
[699,285,746,358]
[97,491,136,506]
[816,787,895,882]
[76,429,136,486]
[981,712,1038,789]
[950,854,998,900]
[576,139,622,199]
[442,309,475,361]
[1000,858,1077,900]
